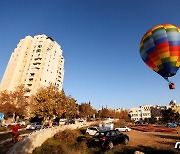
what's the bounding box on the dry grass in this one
[33,126,180,154]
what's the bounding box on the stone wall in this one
[8,122,93,154]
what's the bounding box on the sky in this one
[0,0,180,110]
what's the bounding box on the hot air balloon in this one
[140,24,180,89]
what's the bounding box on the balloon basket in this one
[169,83,175,89]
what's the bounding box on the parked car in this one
[17,121,26,125]
[115,126,131,132]
[26,122,42,130]
[4,122,17,127]
[167,123,177,128]
[65,120,75,125]
[59,119,66,125]
[86,126,100,136]
[92,130,129,149]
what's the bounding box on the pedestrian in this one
[49,121,53,128]
[12,124,18,142]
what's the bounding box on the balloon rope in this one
[164,77,170,83]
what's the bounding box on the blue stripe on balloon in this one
[152,29,166,37]
[169,41,180,46]
[157,62,171,77]
[154,37,168,45]
[169,66,179,76]
[146,47,156,55]
[144,56,150,62]
[143,38,154,48]
[157,63,179,77]
[140,49,149,62]
[153,32,167,41]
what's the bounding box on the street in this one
[0,129,34,154]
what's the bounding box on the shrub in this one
[114,119,126,128]
[74,140,87,152]
[54,129,78,143]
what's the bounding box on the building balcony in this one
[33,60,41,65]
[29,76,34,80]
[27,82,32,86]
[34,56,42,60]
[30,72,35,76]
[34,66,40,69]
[24,92,31,97]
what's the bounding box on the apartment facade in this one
[0,34,64,96]
[129,105,152,121]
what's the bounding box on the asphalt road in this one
[0,129,34,154]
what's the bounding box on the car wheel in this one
[107,141,113,149]
[125,129,128,132]
[124,138,129,145]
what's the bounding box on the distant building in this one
[129,101,180,121]
[166,100,180,113]
[129,108,142,121]
[0,34,64,96]
[140,105,153,111]
[129,105,152,121]
[114,108,126,112]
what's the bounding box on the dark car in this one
[92,130,129,149]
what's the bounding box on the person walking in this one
[12,124,18,142]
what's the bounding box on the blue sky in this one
[0,0,180,109]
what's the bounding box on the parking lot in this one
[121,126,180,153]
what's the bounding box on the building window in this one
[36,49,41,52]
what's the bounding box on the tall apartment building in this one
[0,34,64,96]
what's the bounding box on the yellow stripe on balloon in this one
[176,61,180,67]
[152,25,162,31]
[143,31,152,41]
[154,60,162,66]
[164,25,176,29]
[170,56,178,61]
[159,52,170,59]
[153,67,159,72]
[140,42,143,48]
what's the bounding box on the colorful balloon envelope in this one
[140,24,180,84]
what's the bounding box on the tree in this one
[0,85,29,121]
[30,85,78,127]
[99,108,110,118]
[161,108,180,123]
[30,84,62,126]
[62,96,78,122]
[79,102,94,118]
